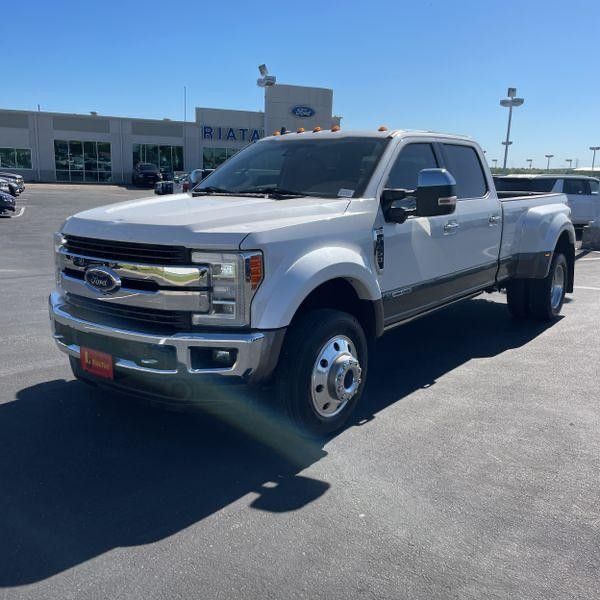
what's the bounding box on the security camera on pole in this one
[500,87,524,169]
[257,64,276,88]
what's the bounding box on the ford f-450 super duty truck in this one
[50,129,575,434]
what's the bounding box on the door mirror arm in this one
[385,202,416,224]
[381,188,410,212]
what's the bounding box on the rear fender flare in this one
[513,208,575,279]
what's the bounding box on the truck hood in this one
[62,193,351,250]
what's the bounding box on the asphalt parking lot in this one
[1,184,599,600]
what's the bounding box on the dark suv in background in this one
[132,163,162,187]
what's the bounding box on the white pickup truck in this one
[50,129,575,434]
[494,174,600,226]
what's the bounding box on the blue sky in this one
[4,0,600,168]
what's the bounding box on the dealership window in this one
[0,147,32,169]
[54,140,112,182]
[202,147,238,169]
[133,144,184,172]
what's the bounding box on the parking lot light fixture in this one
[500,87,525,169]
[566,159,573,169]
[527,159,533,169]
[590,146,600,172]
[545,154,554,171]
[492,159,498,169]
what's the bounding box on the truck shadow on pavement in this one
[1,297,554,587]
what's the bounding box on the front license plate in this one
[80,347,114,379]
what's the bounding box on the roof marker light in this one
[313,126,321,132]
[331,125,341,132]
[297,127,305,133]
[273,131,281,136]
[378,126,388,131]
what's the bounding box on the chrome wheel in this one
[310,335,362,418]
[551,262,565,311]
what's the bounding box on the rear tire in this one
[528,252,567,320]
[506,279,530,319]
[276,309,368,437]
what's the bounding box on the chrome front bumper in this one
[49,291,284,384]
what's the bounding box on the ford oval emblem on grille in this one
[290,105,316,118]
[84,266,121,294]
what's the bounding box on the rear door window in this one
[590,179,599,195]
[563,179,590,195]
[441,144,487,199]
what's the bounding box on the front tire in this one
[276,309,368,436]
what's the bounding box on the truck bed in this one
[497,190,550,199]
[498,192,570,264]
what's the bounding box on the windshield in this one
[494,177,557,193]
[195,137,389,198]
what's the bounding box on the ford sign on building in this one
[291,106,316,118]
[0,82,340,183]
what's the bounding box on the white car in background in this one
[494,174,600,226]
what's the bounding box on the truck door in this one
[563,178,594,224]
[378,141,467,326]
[438,142,502,287]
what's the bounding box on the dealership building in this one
[0,83,340,183]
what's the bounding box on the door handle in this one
[488,214,501,225]
[443,221,460,233]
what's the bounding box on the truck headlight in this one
[53,232,66,286]
[190,251,263,327]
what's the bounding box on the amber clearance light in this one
[246,254,264,290]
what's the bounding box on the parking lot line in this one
[10,206,27,218]
[574,285,600,290]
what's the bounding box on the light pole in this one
[500,87,524,169]
[590,146,600,172]
[545,154,554,171]
[526,159,533,169]
[565,159,573,170]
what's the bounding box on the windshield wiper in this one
[192,186,235,196]
[193,186,310,199]
[240,187,309,198]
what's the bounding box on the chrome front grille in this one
[65,293,191,332]
[57,241,212,332]
[64,235,189,265]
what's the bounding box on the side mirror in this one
[415,169,457,217]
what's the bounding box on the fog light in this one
[212,349,235,366]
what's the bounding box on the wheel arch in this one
[289,278,384,340]
[251,247,382,333]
